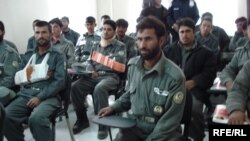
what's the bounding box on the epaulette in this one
[127,56,140,66]
[4,45,15,53]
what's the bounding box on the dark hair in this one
[49,18,63,28]
[116,19,129,28]
[136,16,166,39]
[103,20,116,31]
[177,17,195,32]
[235,16,247,24]
[0,21,5,32]
[201,12,213,20]
[35,20,52,32]
[61,16,69,22]
[101,15,110,20]
[200,17,213,25]
[86,16,96,23]
[33,19,40,24]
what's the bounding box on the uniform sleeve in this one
[146,72,186,141]
[226,60,250,113]
[65,42,75,68]
[192,2,200,24]
[166,3,175,27]
[220,51,240,84]
[0,50,20,88]
[36,53,66,101]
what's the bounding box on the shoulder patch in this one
[173,91,184,104]
[12,61,19,68]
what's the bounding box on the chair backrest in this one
[59,74,72,111]
[180,92,193,141]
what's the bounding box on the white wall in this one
[0,0,247,53]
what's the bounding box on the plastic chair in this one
[49,74,75,141]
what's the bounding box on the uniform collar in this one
[137,52,165,76]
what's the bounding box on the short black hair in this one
[116,19,129,28]
[86,16,96,24]
[35,20,52,33]
[235,16,247,24]
[49,18,63,28]
[136,16,166,39]
[101,15,110,20]
[61,16,69,22]
[177,17,195,32]
[103,20,116,31]
[201,12,213,20]
[0,21,5,32]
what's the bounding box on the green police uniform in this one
[0,41,20,88]
[0,41,20,105]
[226,60,250,117]
[74,33,101,62]
[3,39,19,53]
[195,32,219,55]
[71,39,126,116]
[220,40,250,85]
[52,36,75,68]
[4,46,66,141]
[62,28,80,46]
[116,35,138,62]
[111,53,186,141]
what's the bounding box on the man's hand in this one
[228,110,245,125]
[186,80,196,91]
[26,97,41,108]
[91,71,99,78]
[98,107,114,117]
[172,23,178,32]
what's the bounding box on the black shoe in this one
[72,120,89,134]
[97,126,108,139]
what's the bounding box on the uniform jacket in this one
[116,35,137,62]
[18,46,66,101]
[91,39,126,80]
[167,0,199,27]
[195,31,219,55]
[226,60,250,118]
[111,54,186,141]
[52,36,75,68]
[62,28,80,46]
[75,33,101,62]
[0,41,20,88]
[163,41,217,103]
[220,40,250,84]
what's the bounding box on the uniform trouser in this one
[71,75,119,114]
[113,127,147,141]
[3,96,59,141]
[189,95,206,141]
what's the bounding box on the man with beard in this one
[0,21,20,106]
[70,20,126,139]
[98,17,186,141]
[3,21,66,141]
[164,17,217,141]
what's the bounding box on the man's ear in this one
[159,36,166,48]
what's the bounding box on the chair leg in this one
[51,122,55,141]
[108,127,112,141]
[65,113,75,141]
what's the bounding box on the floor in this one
[4,95,210,141]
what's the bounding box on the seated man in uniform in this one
[0,20,21,106]
[70,20,126,139]
[226,60,250,125]
[98,16,186,141]
[74,16,101,63]
[115,18,138,63]
[3,21,66,141]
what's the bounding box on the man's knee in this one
[29,114,49,128]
